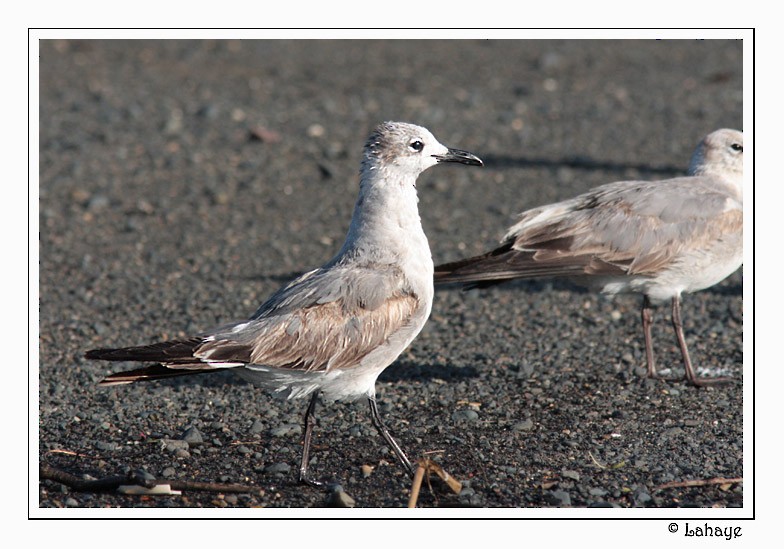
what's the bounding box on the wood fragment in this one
[407,458,462,508]
[40,464,265,496]
[117,484,182,496]
[654,477,743,492]
[407,463,427,508]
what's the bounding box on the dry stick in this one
[654,477,743,492]
[407,463,427,508]
[40,465,265,496]
[407,459,462,508]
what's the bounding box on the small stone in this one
[451,409,479,422]
[265,462,291,475]
[634,488,653,506]
[181,426,203,445]
[544,489,571,506]
[161,467,176,478]
[65,497,80,507]
[561,469,580,481]
[129,469,156,486]
[87,195,110,211]
[326,485,355,508]
[162,439,189,453]
[512,419,534,431]
[270,424,302,438]
[307,123,325,138]
[361,464,374,478]
[95,441,118,452]
[250,419,265,434]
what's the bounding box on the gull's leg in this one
[641,295,658,378]
[368,396,414,476]
[298,391,326,487]
[671,296,733,387]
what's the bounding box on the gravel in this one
[38,39,743,510]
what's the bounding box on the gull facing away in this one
[435,129,742,387]
[86,121,483,486]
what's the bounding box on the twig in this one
[40,464,265,496]
[588,451,606,469]
[45,449,97,459]
[654,477,743,492]
[407,458,462,508]
[407,463,427,508]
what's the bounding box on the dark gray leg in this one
[671,296,732,387]
[298,391,325,487]
[641,295,657,378]
[368,396,414,476]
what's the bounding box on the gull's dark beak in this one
[433,148,483,167]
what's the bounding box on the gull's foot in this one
[648,371,735,388]
[298,471,327,488]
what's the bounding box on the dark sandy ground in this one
[37,39,745,513]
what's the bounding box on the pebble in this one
[452,409,479,422]
[512,419,534,431]
[87,195,109,211]
[270,424,302,438]
[162,439,189,453]
[633,487,653,506]
[326,485,355,508]
[264,462,291,475]
[95,441,118,452]
[544,489,572,507]
[181,426,204,445]
[561,469,580,481]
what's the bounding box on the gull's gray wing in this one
[195,262,421,373]
[435,176,742,284]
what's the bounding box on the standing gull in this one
[435,129,742,387]
[86,121,483,486]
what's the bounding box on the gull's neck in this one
[339,163,431,266]
[694,163,743,203]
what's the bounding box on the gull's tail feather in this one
[85,337,219,386]
[98,364,218,386]
[85,337,204,363]
[434,244,605,290]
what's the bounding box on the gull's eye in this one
[730,143,743,152]
[409,140,424,152]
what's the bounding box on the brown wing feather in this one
[195,292,420,373]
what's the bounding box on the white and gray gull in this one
[86,121,483,486]
[434,129,742,387]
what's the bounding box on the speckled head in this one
[688,128,743,179]
[361,121,482,180]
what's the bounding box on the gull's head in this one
[688,128,743,179]
[362,121,483,181]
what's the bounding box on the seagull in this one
[86,121,483,486]
[434,129,742,387]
